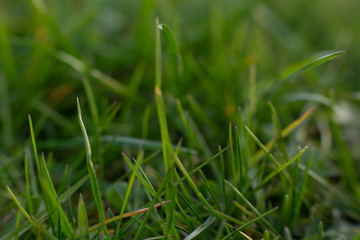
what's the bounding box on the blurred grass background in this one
[1,0,360,239]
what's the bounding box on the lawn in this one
[1,0,360,239]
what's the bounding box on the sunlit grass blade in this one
[78,194,89,240]
[249,108,313,165]
[6,186,57,240]
[77,97,109,239]
[184,216,216,240]
[221,207,279,240]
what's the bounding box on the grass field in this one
[1,0,360,239]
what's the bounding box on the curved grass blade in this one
[78,194,89,240]
[266,51,344,99]
[77,97,109,239]
[249,108,313,165]
[158,23,183,76]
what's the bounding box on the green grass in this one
[1,0,360,239]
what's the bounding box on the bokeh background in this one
[1,0,360,238]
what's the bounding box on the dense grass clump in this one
[1,0,360,239]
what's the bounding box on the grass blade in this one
[39,153,74,237]
[254,146,308,191]
[115,152,144,238]
[6,186,57,240]
[221,207,279,240]
[77,97,109,239]
[78,194,89,240]
[249,108,313,165]
[266,51,345,99]
[184,216,216,240]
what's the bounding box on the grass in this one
[1,0,360,239]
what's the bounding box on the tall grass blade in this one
[77,97,109,239]
[115,152,144,238]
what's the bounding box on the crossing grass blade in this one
[184,216,216,240]
[78,194,89,240]
[226,180,278,236]
[221,207,279,240]
[39,153,74,237]
[249,108,313,165]
[253,146,308,191]
[6,186,57,240]
[77,97,109,239]
[115,152,144,238]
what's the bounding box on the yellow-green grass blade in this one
[155,17,177,237]
[77,97,109,239]
[6,186,57,240]
[39,153,74,237]
[78,194,89,240]
[249,108,313,165]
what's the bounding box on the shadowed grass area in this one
[1,0,360,239]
